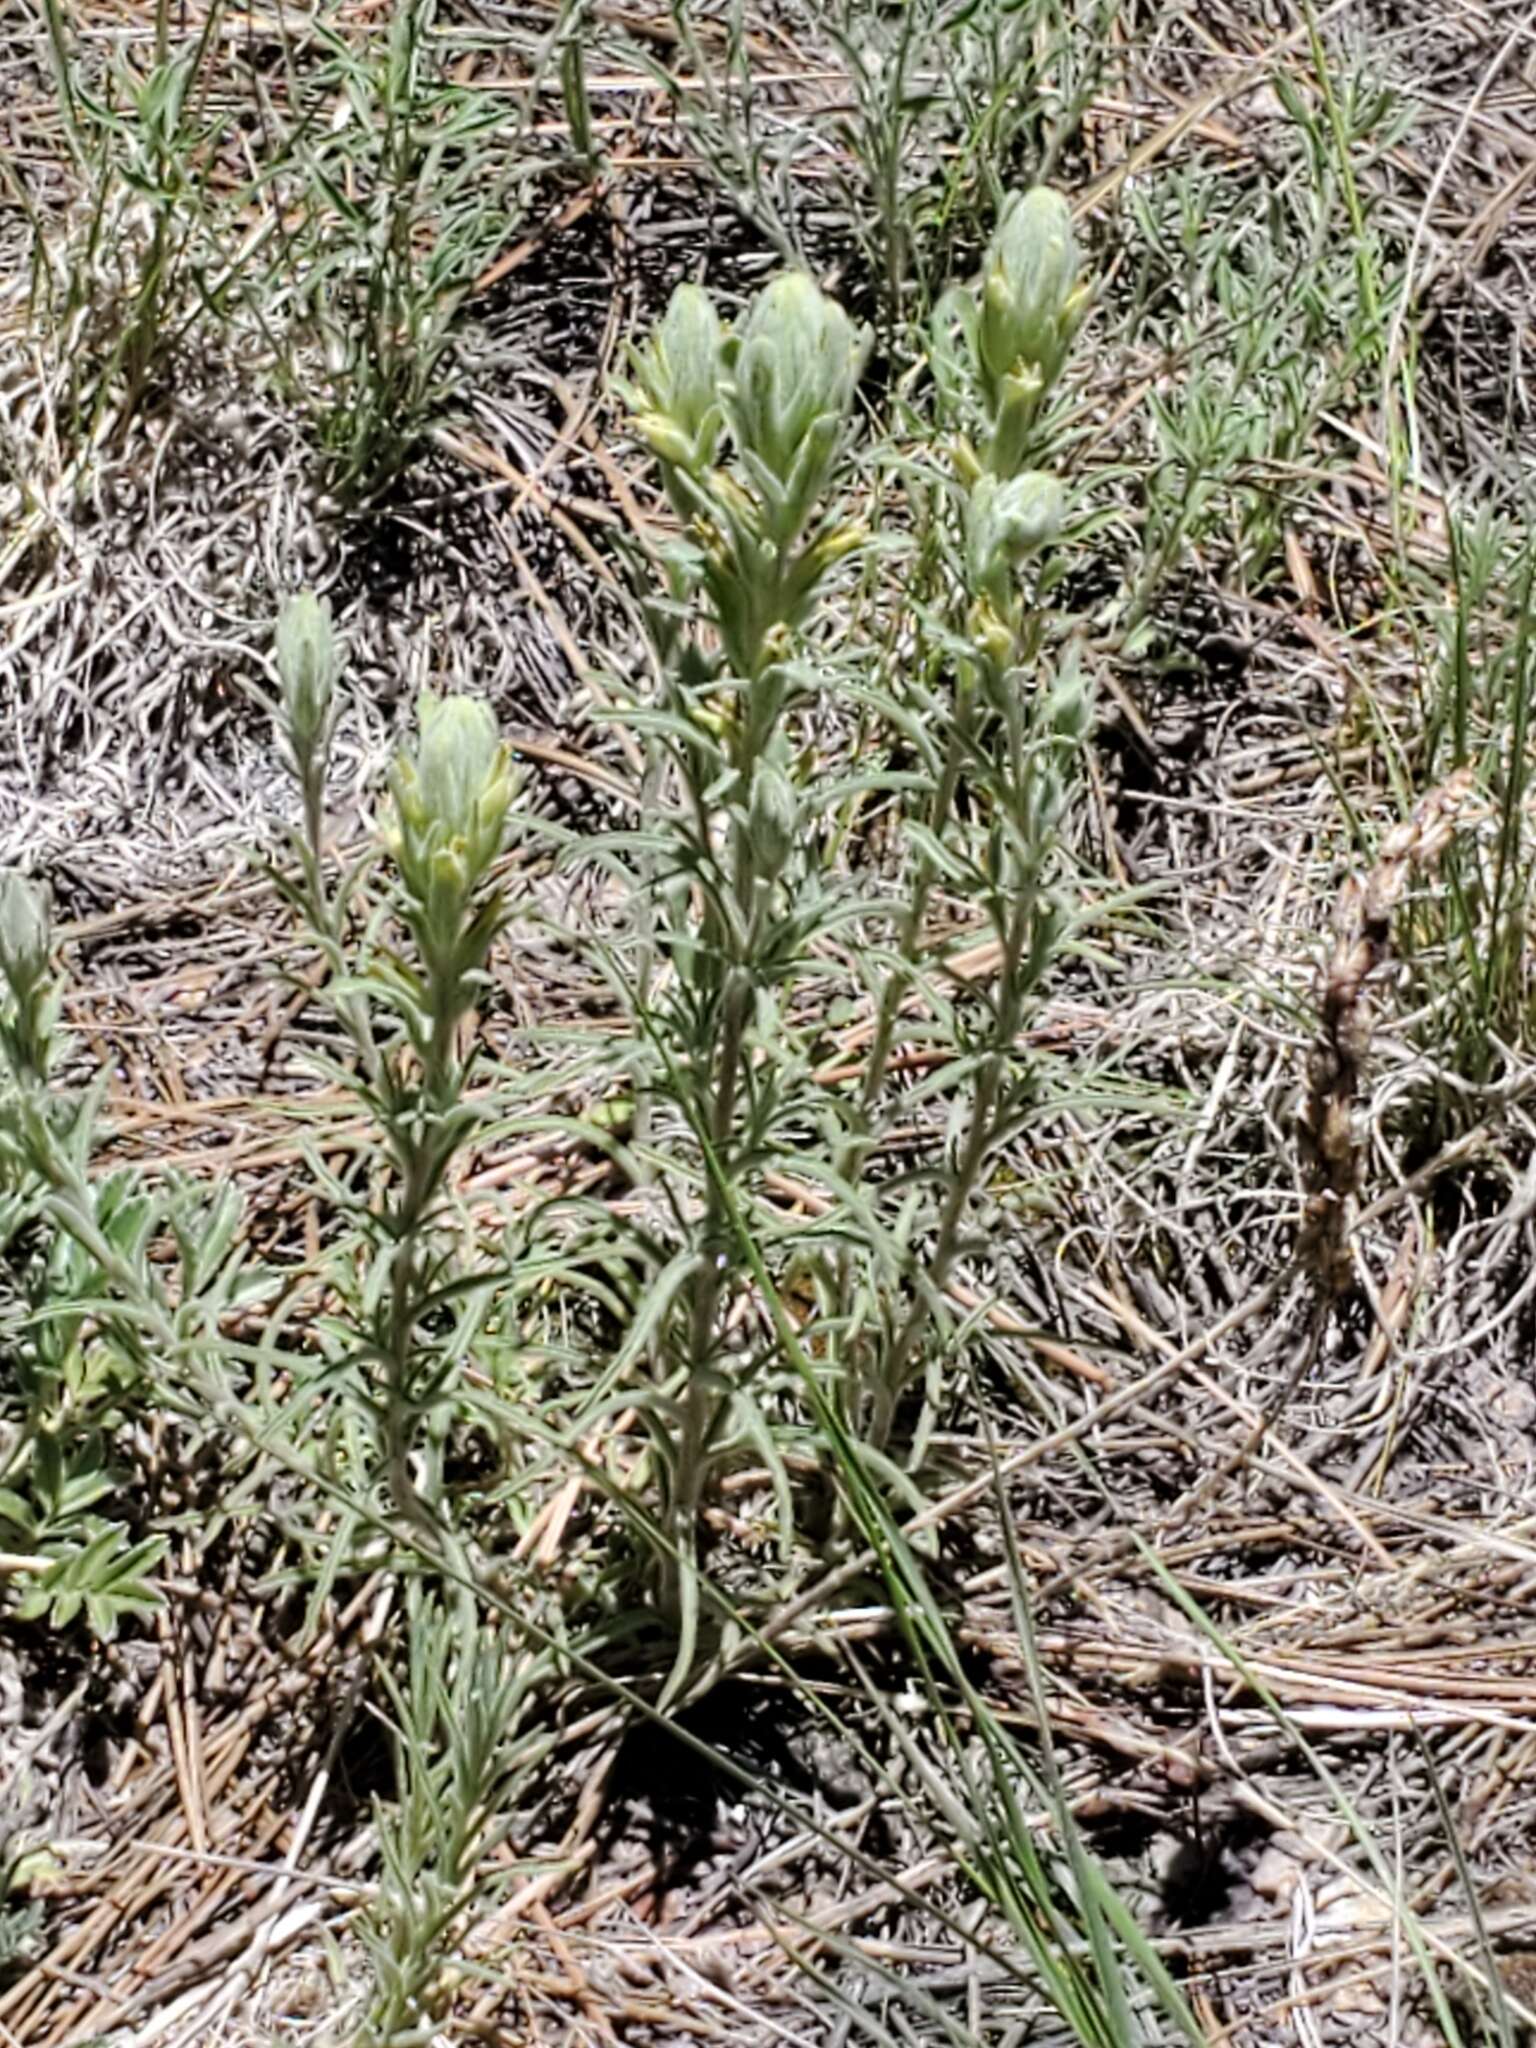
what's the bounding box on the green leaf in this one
[16,1526,168,1639]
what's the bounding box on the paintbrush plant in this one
[933,184,1090,482]
[601,196,1092,1666]
[297,683,518,1566]
[609,269,872,1663]
[834,187,1093,1458]
[0,872,255,1639]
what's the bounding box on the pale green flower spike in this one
[974,186,1091,476]
[622,270,870,683]
[722,273,871,546]
[0,869,49,999]
[979,187,1086,395]
[388,693,514,921]
[625,282,725,473]
[275,591,338,762]
[966,470,1064,604]
[747,759,798,877]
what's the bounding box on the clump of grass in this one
[626,0,1123,341]
[1108,58,1412,643]
[16,0,542,504]
[1393,509,1536,1126]
[24,0,253,449]
[269,0,536,504]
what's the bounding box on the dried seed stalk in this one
[1297,766,1480,1294]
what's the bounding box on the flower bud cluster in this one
[386,692,515,945]
[0,869,54,1084]
[720,274,868,549]
[620,270,869,686]
[974,187,1090,480]
[625,284,725,476]
[965,471,1063,604]
[275,591,338,770]
[0,870,49,1004]
[943,187,1090,664]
